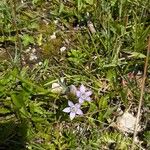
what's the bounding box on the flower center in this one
[81,93,87,99]
[70,106,77,113]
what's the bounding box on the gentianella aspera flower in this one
[76,84,92,104]
[63,101,83,120]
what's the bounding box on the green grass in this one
[0,0,150,149]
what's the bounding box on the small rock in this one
[69,85,77,95]
[50,32,56,40]
[60,46,66,52]
[38,62,42,65]
[25,48,30,53]
[29,53,38,61]
[54,19,59,24]
[87,21,96,34]
[116,112,141,133]
[32,48,36,53]
[51,83,63,93]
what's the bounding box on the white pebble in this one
[60,46,66,52]
[116,112,141,133]
[29,53,38,61]
[51,83,63,93]
[69,85,77,95]
[25,48,30,53]
[50,32,56,40]
[38,62,42,65]
[32,48,36,53]
[54,20,59,24]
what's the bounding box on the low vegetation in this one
[0,0,150,149]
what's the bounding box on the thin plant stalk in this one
[10,0,22,66]
[131,36,150,150]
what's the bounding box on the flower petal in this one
[70,112,76,120]
[76,109,83,115]
[75,103,81,108]
[80,84,86,93]
[79,98,84,104]
[86,91,92,96]
[76,91,81,97]
[86,97,91,102]
[68,101,74,107]
[63,107,70,113]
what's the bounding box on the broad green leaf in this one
[89,102,97,112]
[0,107,11,114]
[37,33,43,46]
[32,117,46,122]
[19,107,30,118]
[59,3,64,14]
[11,91,29,109]
[11,93,25,108]
[85,0,94,5]
[129,52,146,58]
[21,34,34,46]
[98,96,108,109]
[29,103,44,115]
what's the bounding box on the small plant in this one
[0,0,149,149]
[21,34,34,46]
[63,84,92,120]
[67,49,87,66]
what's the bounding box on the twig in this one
[131,36,150,150]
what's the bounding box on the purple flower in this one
[63,101,83,120]
[76,84,92,103]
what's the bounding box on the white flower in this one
[63,101,83,120]
[76,84,92,103]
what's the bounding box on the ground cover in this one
[0,0,150,149]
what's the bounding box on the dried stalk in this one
[131,36,150,150]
